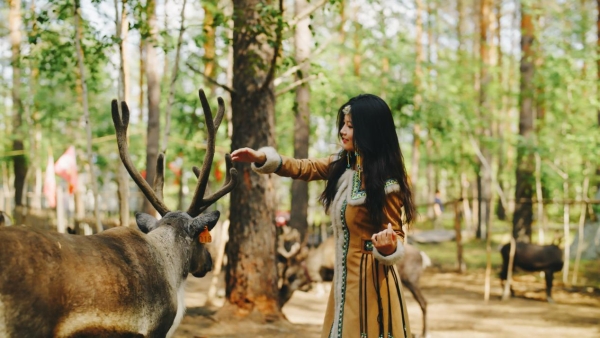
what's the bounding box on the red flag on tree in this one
[54,146,78,195]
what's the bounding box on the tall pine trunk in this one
[477,0,493,240]
[289,0,311,240]
[412,0,425,200]
[9,0,27,213]
[74,0,102,233]
[143,0,161,216]
[116,0,130,227]
[220,0,281,319]
[596,0,600,196]
[202,2,217,87]
[512,3,535,241]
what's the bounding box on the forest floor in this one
[173,268,600,338]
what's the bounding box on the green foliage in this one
[1,0,598,225]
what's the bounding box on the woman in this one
[231,94,416,338]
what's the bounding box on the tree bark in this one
[74,0,102,233]
[202,2,217,87]
[412,0,424,200]
[512,2,535,241]
[9,0,27,211]
[596,0,600,193]
[143,0,161,216]
[477,0,493,240]
[220,0,281,320]
[289,0,311,241]
[162,0,188,154]
[495,0,507,221]
[352,6,361,77]
[115,0,130,227]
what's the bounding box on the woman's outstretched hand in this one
[371,223,398,256]
[231,147,266,165]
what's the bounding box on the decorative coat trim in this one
[347,171,401,206]
[251,146,282,174]
[372,238,405,265]
[330,170,353,337]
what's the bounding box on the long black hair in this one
[319,94,416,228]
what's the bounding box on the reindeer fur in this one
[0,211,219,338]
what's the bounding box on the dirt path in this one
[174,270,600,338]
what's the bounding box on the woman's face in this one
[340,113,354,152]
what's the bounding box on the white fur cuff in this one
[251,146,282,174]
[372,239,405,265]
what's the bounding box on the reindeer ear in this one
[135,212,159,234]
[190,210,220,237]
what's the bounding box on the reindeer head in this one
[111,89,238,278]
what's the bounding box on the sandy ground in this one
[173,270,600,338]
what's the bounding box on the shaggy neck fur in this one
[146,226,193,337]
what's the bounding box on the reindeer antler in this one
[111,100,170,216]
[187,89,238,217]
[112,89,237,218]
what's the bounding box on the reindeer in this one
[0,90,237,338]
[499,241,564,303]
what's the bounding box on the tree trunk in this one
[337,0,347,76]
[289,0,311,241]
[9,0,27,211]
[116,0,130,227]
[224,0,234,138]
[512,3,535,241]
[426,0,437,222]
[495,0,507,221]
[162,0,188,154]
[74,0,102,233]
[535,153,545,244]
[352,7,361,77]
[139,40,145,121]
[596,0,600,193]
[143,0,161,216]
[220,0,281,320]
[27,1,42,211]
[202,2,217,87]
[477,0,493,240]
[412,0,425,200]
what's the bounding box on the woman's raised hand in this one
[371,223,398,256]
[231,147,266,165]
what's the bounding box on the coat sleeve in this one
[251,146,332,181]
[372,190,406,265]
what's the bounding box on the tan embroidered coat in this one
[253,147,412,338]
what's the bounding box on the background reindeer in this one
[0,90,237,338]
[499,241,564,303]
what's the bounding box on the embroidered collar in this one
[349,170,399,201]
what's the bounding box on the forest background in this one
[1,0,599,321]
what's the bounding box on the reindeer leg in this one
[545,270,555,303]
[499,255,514,299]
[404,281,428,338]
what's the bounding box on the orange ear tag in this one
[199,226,212,244]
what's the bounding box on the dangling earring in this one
[346,151,351,169]
[355,151,362,173]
